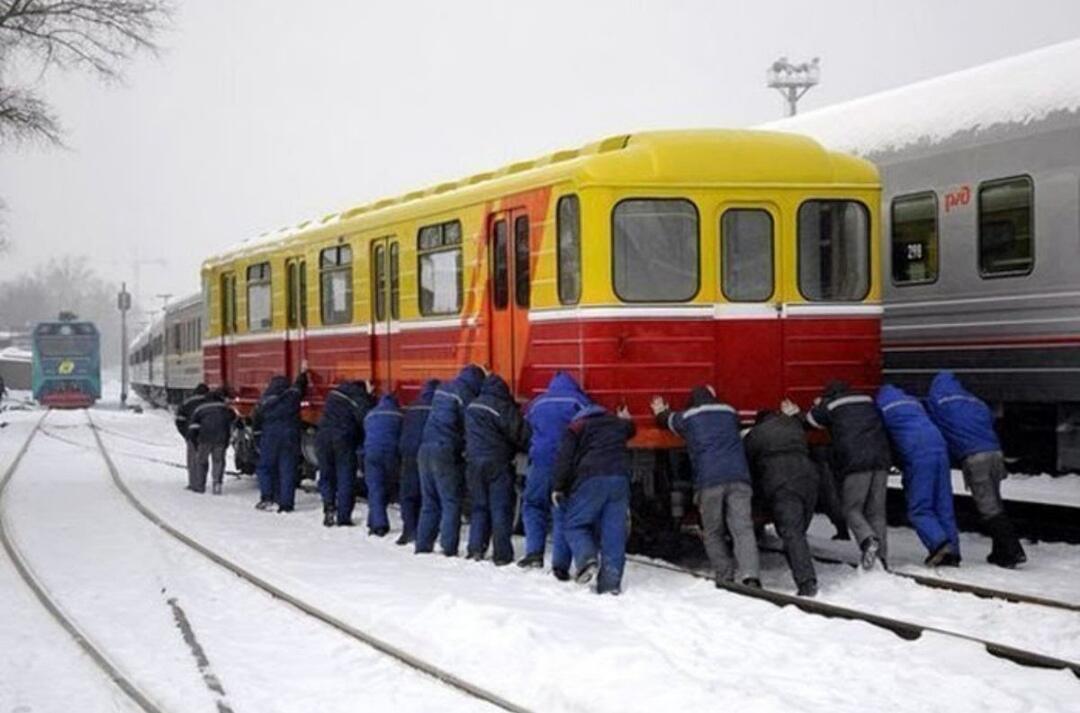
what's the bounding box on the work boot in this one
[493,558,513,567]
[322,504,335,528]
[212,482,222,495]
[860,536,881,571]
[986,514,1026,568]
[939,553,962,567]
[395,532,414,546]
[575,560,599,585]
[369,526,389,537]
[517,553,544,569]
[255,500,275,511]
[742,577,762,589]
[337,519,355,527]
[552,567,570,581]
[466,551,484,561]
[797,580,819,598]
[924,542,951,567]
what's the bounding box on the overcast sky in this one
[2,0,1079,306]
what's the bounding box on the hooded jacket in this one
[421,365,486,453]
[364,394,403,457]
[188,389,237,447]
[926,371,1001,462]
[317,381,374,445]
[525,372,592,469]
[465,374,531,465]
[552,405,636,494]
[656,386,750,489]
[399,379,438,461]
[252,372,308,434]
[807,380,891,476]
[743,411,818,501]
[175,384,209,439]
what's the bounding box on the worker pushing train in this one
[877,384,961,567]
[175,383,209,491]
[927,371,1027,568]
[397,379,439,546]
[253,370,309,512]
[363,392,403,537]
[464,373,531,564]
[315,379,374,527]
[187,387,237,495]
[652,385,761,588]
[416,364,486,556]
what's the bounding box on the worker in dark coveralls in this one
[927,371,1026,568]
[744,408,820,596]
[397,379,439,546]
[877,384,960,566]
[519,371,592,576]
[315,379,374,527]
[175,383,210,491]
[187,387,237,495]
[552,403,636,594]
[416,364,486,556]
[464,373,531,564]
[363,392,403,537]
[652,385,761,588]
[803,380,892,570]
[253,371,308,512]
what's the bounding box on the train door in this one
[487,209,531,390]
[369,237,399,393]
[219,271,238,388]
[285,257,308,379]
[715,205,784,411]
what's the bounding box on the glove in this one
[551,491,566,508]
[649,396,667,416]
[780,398,801,416]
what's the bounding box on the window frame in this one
[389,243,400,320]
[319,244,354,326]
[514,214,531,309]
[977,175,1035,280]
[795,198,872,303]
[719,207,776,303]
[556,194,582,306]
[417,219,464,317]
[611,197,701,304]
[373,243,387,322]
[491,219,509,310]
[890,191,940,287]
[245,261,273,332]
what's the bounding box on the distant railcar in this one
[128,292,204,406]
[31,319,101,408]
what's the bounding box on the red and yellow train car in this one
[201,130,881,456]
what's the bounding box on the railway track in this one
[626,553,1080,678]
[82,410,532,713]
[0,411,167,713]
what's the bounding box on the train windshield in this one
[797,200,870,301]
[34,323,98,357]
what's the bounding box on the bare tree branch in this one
[0,84,60,143]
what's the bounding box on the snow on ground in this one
[0,413,139,712]
[72,405,1080,712]
[2,407,494,713]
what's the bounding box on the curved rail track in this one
[81,410,532,713]
[0,411,167,713]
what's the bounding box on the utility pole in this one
[118,283,132,406]
[766,56,821,116]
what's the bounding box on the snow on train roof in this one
[764,39,1080,160]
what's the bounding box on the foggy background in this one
[2,0,1080,344]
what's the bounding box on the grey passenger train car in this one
[768,39,1080,471]
[129,292,204,406]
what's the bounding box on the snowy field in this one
[1,400,1079,712]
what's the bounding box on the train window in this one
[557,195,581,305]
[299,261,308,327]
[613,199,699,302]
[891,193,939,285]
[514,215,530,308]
[373,244,387,322]
[246,262,272,332]
[797,200,870,301]
[287,261,299,328]
[979,176,1033,277]
[390,243,400,320]
[721,209,774,302]
[492,219,509,310]
[320,245,353,325]
[418,220,463,316]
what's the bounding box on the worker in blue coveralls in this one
[363,392,403,537]
[876,384,961,566]
[416,364,486,556]
[252,370,309,512]
[397,379,439,546]
[518,371,592,576]
[927,371,1026,568]
[652,385,761,588]
[464,373,531,564]
[315,379,374,527]
[551,403,636,594]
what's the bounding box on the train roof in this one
[763,39,1080,162]
[202,129,877,269]
[164,292,202,318]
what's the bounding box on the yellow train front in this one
[201,129,881,524]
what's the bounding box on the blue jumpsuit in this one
[523,372,592,568]
[398,380,438,544]
[363,394,403,535]
[877,384,960,559]
[416,365,485,556]
[254,373,307,511]
[315,381,373,525]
